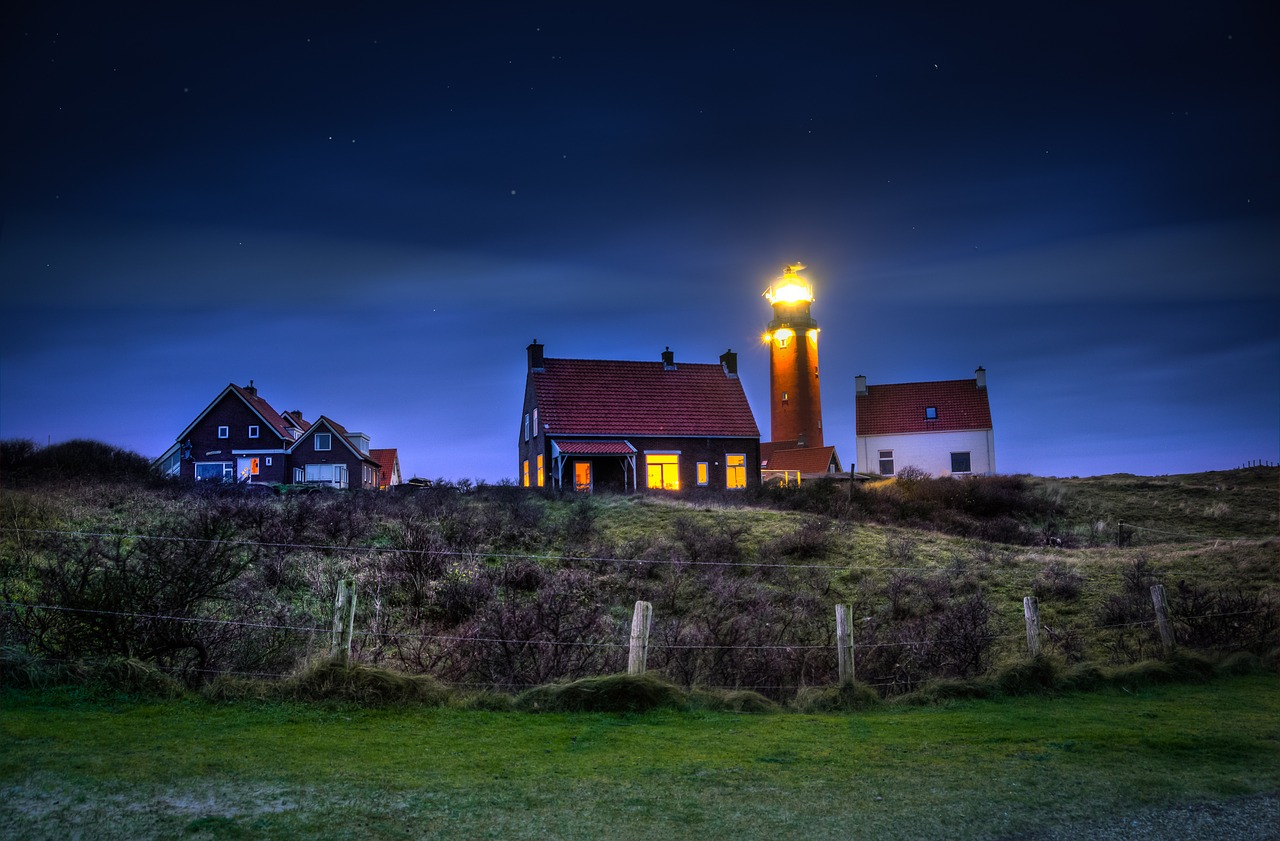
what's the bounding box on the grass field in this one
[3,674,1278,840]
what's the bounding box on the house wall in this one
[856,429,995,477]
[293,426,378,488]
[634,436,761,492]
[182,393,288,483]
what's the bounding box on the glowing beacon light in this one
[763,263,814,305]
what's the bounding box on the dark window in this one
[951,452,972,473]
[248,425,259,438]
[217,426,229,439]
[315,433,332,451]
[925,406,937,420]
[878,450,895,476]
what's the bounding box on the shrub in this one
[515,673,688,712]
[1033,561,1085,602]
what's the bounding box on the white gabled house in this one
[854,367,995,477]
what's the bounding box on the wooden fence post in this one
[1150,584,1174,653]
[628,600,653,675]
[1023,596,1041,657]
[331,578,357,663]
[835,603,855,685]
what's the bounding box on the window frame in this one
[925,407,937,420]
[696,461,709,486]
[725,454,746,490]
[248,425,260,439]
[950,451,972,474]
[536,454,545,487]
[878,449,895,476]
[645,452,680,491]
[217,425,229,439]
[195,461,235,481]
[315,432,332,451]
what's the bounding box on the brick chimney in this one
[975,366,986,390]
[662,347,676,370]
[527,340,545,372]
[244,380,257,397]
[719,348,738,377]
[855,375,867,396]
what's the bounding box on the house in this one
[518,342,761,492]
[369,448,402,490]
[760,443,841,483]
[854,368,995,477]
[156,381,384,489]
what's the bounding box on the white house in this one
[854,368,995,477]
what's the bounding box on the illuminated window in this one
[925,407,937,420]
[537,454,545,487]
[951,452,971,474]
[315,433,331,451]
[574,461,592,492]
[522,459,530,487]
[726,454,746,489]
[696,462,709,486]
[878,450,895,476]
[217,426,229,439]
[646,453,680,490]
[248,425,259,438]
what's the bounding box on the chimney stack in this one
[245,380,257,397]
[975,366,986,390]
[662,346,676,370]
[527,340,545,372]
[719,348,738,377]
[855,375,867,396]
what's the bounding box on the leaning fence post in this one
[331,578,357,663]
[1023,596,1041,657]
[1150,584,1174,653]
[628,600,653,675]
[835,604,855,684]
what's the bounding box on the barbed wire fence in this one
[1,525,1275,698]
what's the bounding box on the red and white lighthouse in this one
[763,263,824,449]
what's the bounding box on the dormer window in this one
[925,406,937,420]
[248,425,259,439]
[315,433,332,451]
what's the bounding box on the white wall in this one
[855,429,995,477]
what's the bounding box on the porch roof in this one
[553,439,637,456]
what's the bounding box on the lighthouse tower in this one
[763,263,823,449]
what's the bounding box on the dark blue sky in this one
[2,2,1276,480]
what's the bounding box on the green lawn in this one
[3,675,1278,840]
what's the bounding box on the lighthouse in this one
[763,263,824,449]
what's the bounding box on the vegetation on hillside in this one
[1,438,1276,701]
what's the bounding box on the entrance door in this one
[573,461,592,492]
[236,457,260,482]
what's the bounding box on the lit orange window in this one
[537,454,545,487]
[696,462,709,486]
[646,454,679,490]
[522,460,530,487]
[726,454,745,490]
[574,461,592,492]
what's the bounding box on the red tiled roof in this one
[762,445,839,473]
[553,440,637,455]
[369,448,400,487]
[533,357,759,438]
[226,384,293,439]
[856,379,992,436]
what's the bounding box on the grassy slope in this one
[2,675,1278,840]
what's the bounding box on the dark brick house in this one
[157,382,383,489]
[518,342,761,493]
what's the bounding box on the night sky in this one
[3,2,1277,481]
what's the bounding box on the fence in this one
[1,525,1274,697]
